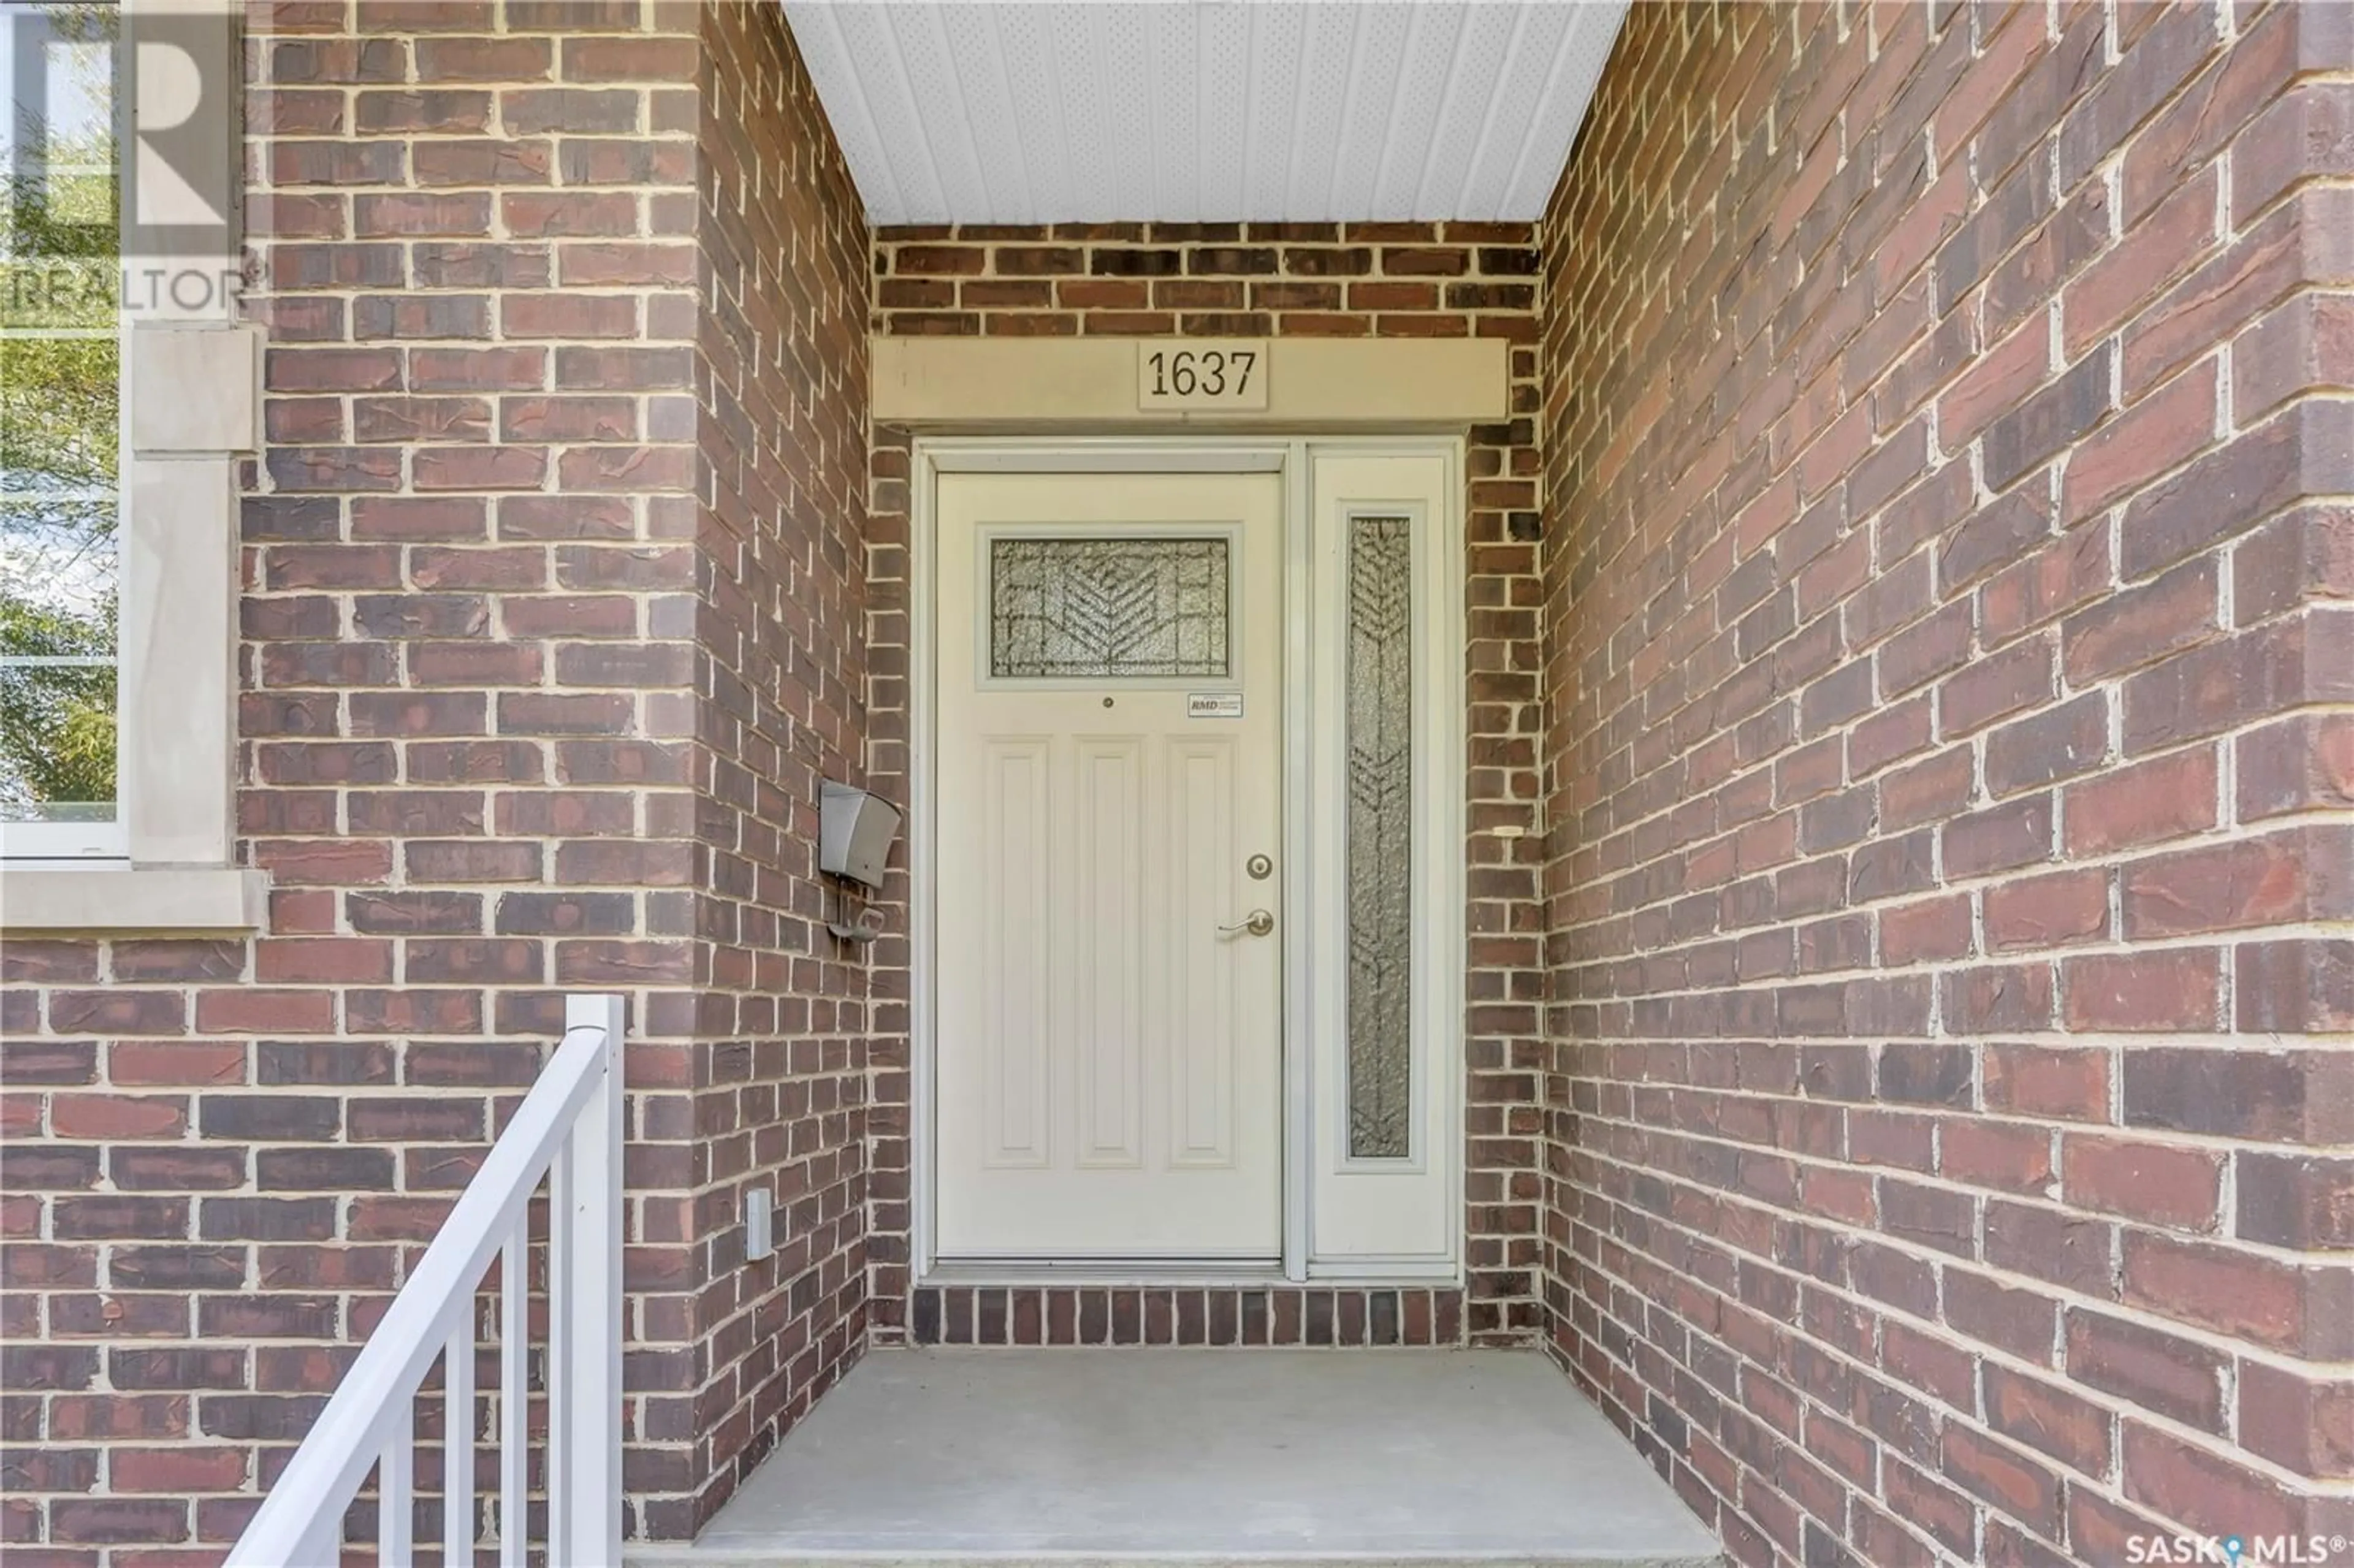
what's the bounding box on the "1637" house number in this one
[1137,341,1271,411]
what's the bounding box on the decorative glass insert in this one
[2,7,122,832]
[1346,516,1413,1159]
[990,536,1230,679]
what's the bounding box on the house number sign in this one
[1138,341,1270,411]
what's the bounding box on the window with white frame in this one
[1,0,261,929]
[2,0,124,859]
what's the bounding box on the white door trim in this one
[907,435,1465,1285]
[1300,449,1465,1274]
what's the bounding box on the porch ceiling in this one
[779,2,1631,226]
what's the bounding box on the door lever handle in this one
[1217,909,1275,938]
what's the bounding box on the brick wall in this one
[0,0,870,1553]
[676,0,872,1534]
[12,0,2351,1557]
[861,223,1549,1345]
[1539,4,2353,1565]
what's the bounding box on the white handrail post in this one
[549,992,625,1568]
[443,1320,474,1568]
[498,1228,526,1568]
[379,1402,413,1566]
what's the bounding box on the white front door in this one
[934,470,1285,1259]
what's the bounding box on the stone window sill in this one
[0,867,270,934]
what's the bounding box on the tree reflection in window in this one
[1,2,120,827]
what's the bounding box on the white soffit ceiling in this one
[780,1,1633,226]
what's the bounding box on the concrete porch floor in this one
[633,1348,1723,1567]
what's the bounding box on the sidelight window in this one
[1344,516,1414,1159]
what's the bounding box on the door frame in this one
[908,434,1466,1284]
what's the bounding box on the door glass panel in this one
[989,536,1229,679]
[1346,516,1412,1159]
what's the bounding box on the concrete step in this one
[628,1348,1725,1568]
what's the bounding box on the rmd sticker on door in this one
[1187,693,1244,718]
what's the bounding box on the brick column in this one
[1,0,875,1552]
[240,0,713,1544]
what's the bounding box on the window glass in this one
[1346,515,1413,1159]
[989,535,1231,679]
[1,2,120,834]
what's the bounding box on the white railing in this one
[226,994,626,1568]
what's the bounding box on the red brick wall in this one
[0,0,871,1553]
[13,0,2352,1558]
[861,223,1548,1345]
[672,0,873,1536]
[1539,4,2353,1564]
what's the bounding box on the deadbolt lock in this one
[1245,854,1273,880]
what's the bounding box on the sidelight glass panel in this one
[989,535,1230,679]
[1345,516,1413,1159]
